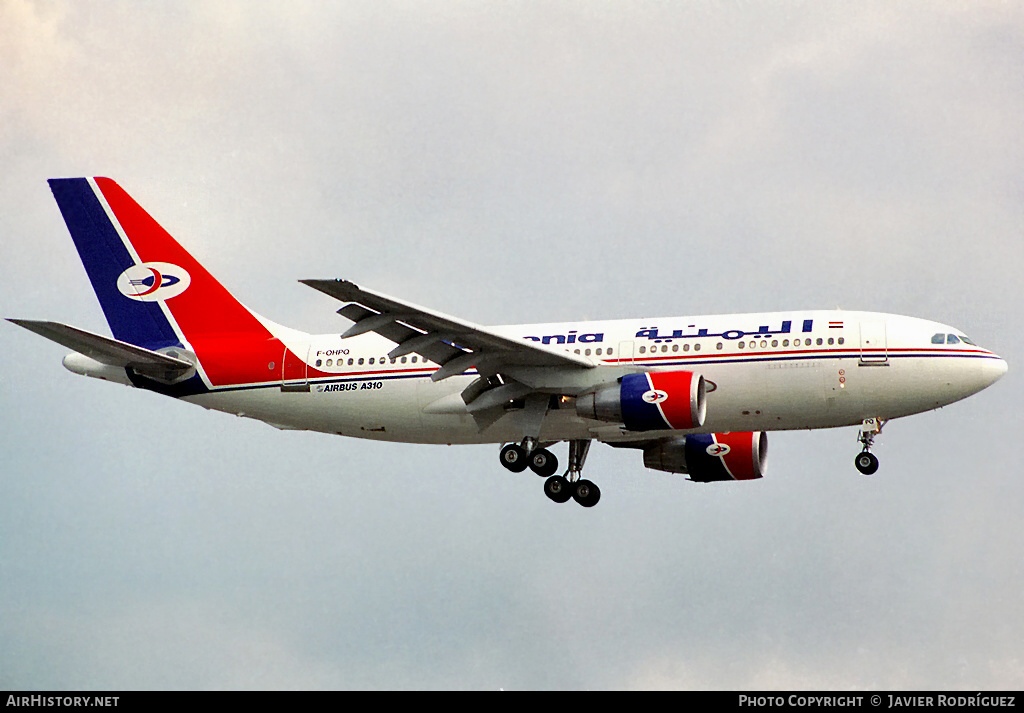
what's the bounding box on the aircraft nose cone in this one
[981,354,1008,388]
[992,355,1008,379]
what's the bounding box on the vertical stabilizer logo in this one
[117,263,191,301]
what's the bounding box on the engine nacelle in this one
[643,432,767,481]
[576,370,707,431]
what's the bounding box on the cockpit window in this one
[933,332,975,346]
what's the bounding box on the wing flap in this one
[332,300,464,366]
[302,279,593,382]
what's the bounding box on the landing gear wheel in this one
[499,444,529,473]
[544,475,572,504]
[855,451,879,475]
[572,479,601,508]
[529,448,559,478]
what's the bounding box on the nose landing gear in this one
[855,450,879,475]
[855,418,885,475]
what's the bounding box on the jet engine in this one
[643,431,767,481]
[576,370,707,431]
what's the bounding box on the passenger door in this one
[617,340,635,364]
[859,322,888,365]
[281,342,310,392]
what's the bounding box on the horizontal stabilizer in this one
[7,319,193,377]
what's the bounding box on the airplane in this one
[9,178,1008,507]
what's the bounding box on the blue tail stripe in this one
[48,178,179,348]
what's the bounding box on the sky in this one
[1,0,1022,690]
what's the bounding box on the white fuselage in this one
[175,310,1007,445]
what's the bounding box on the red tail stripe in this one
[95,178,288,387]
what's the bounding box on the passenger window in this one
[585,348,592,356]
[782,339,789,347]
[738,341,745,349]
[827,338,834,345]
[348,358,354,366]
[805,338,812,346]
[694,343,701,352]
[683,344,690,352]
[411,356,417,363]
[390,358,396,364]
[315,359,322,367]
[671,344,678,352]
[400,357,406,364]
[639,346,646,354]
[358,358,364,365]
[947,334,960,344]
[838,337,844,345]
[607,348,613,356]
[369,358,374,365]
[771,340,778,348]
[326,359,333,367]
[716,342,723,350]
[760,340,767,348]
[595,348,602,356]
[816,338,823,345]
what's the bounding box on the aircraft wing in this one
[7,319,193,379]
[300,279,594,386]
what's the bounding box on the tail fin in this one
[49,178,291,388]
[50,177,270,347]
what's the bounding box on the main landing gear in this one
[499,438,600,507]
[499,439,558,477]
[854,418,886,475]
